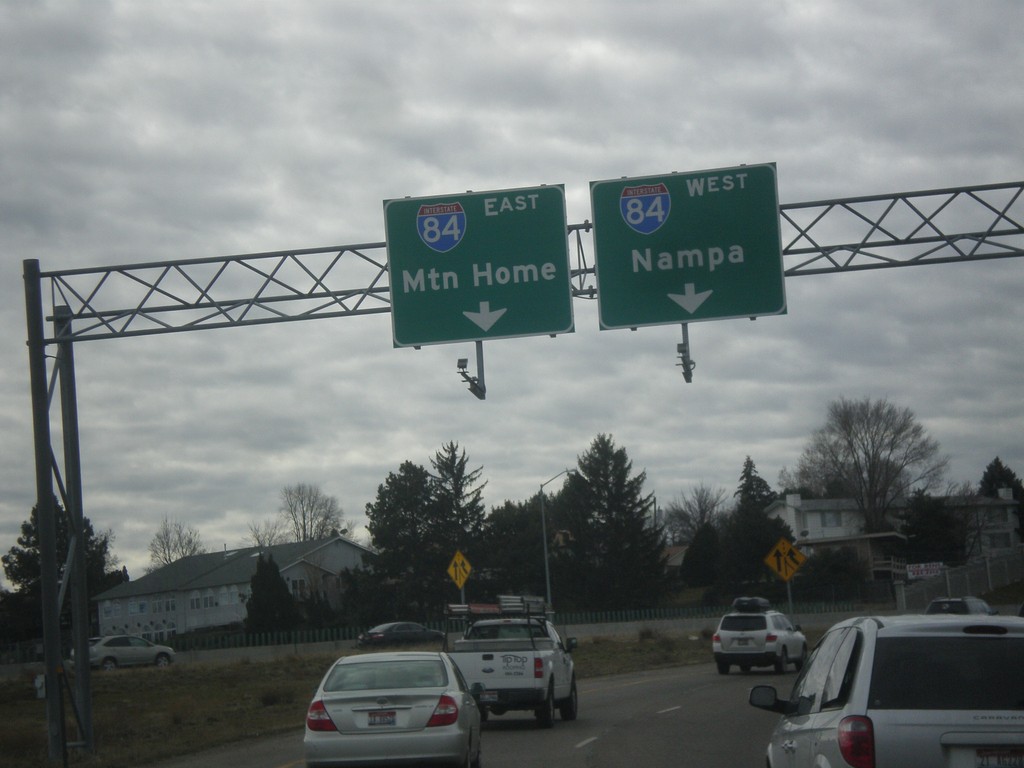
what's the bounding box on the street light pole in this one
[539,468,573,607]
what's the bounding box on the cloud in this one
[1,0,1021,584]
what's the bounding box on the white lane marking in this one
[658,705,682,714]
[576,737,599,749]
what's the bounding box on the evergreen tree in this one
[336,564,395,627]
[245,554,300,633]
[364,461,443,617]
[1,502,123,639]
[979,457,1024,537]
[899,490,964,564]
[717,458,791,586]
[978,457,1022,498]
[795,546,870,601]
[553,434,667,609]
[478,499,545,598]
[679,522,719,587]
[735,456,778,513]
[364,444,487,618]
[430,441,487,561]
[2,502,119,598]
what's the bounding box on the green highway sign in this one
[384,185,574,347]
[590,164,786,329]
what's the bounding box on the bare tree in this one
[795,396,947,532]
[944,480,990,561]
[663,481,728,544]
[279,483,345,542]
[148,515,206,569]
[246,517,287,548]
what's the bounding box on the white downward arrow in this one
[463,301,507,331]
[668,284,713,314]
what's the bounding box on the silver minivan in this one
[749,614,1024,768]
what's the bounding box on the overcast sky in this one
[3,1,1022,587]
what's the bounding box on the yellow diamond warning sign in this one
[764,538,806,582]
[447,550,472,590]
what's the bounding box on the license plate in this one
[735,638,750,646]
[368,710,396,727]
[977,748,1024,767]
[479,691,498,703]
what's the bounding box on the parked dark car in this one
[357,622,445,647]
[924,596,997,615]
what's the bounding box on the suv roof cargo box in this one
[732,596,770,613]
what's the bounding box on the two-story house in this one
[93,534,374,640]
[765,490,1020,580]
[943,488,1021,559]
[765,495,909,579]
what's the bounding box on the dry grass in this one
[0,653,337,768]
[1,627,820,767]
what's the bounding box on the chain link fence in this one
[898,549,1024,611]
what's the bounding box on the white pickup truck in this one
[446,597,578,728]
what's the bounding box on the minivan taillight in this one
[427,694,459,727]
[306,699,337,732]
[838,715,874,768]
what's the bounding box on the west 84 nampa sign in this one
[590,163,787,329]
[384,185,574,347]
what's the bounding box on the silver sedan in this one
[304,651,482,768]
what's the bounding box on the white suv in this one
[749,614,1024,768]
[712,598,807,674]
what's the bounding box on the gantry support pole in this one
[55,305,94,753]
[24,259,65,762]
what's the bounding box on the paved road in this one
[479,663,778,768]
[146,662,783,768]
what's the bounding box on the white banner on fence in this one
[906,562,945,580]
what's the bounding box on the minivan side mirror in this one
[749,685,788,714]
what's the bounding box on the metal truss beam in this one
[781,180,1023,275]
[33,180,1024,345]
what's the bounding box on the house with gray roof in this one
[94,534,374,641]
